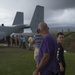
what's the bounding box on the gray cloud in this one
[0,0,75,26]
[46,0,75,10]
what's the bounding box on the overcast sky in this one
[0,0,75,32]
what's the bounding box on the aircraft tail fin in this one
[30,5,44,33]
[13,12,24,25]
[12,12,24,33]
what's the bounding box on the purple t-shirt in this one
[38,34,59,74]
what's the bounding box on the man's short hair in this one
[37,22,49,33]
[57,32,64,37]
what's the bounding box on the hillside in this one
[64,32,75,52]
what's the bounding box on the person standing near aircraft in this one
[15,35,19,46]
[20,35,26,49]
[22,36,26,49]
[32,34,43,67]
[33,22,59,75]
[28,36,33,50]
[6,36,11,46]
[11,35,16,46]
[56,32,66,75]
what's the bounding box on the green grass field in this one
[0,47,75,75]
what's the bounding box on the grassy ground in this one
[0,47,35,75]
[65,52,75,75]
[0,47,75,75]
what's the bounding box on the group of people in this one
[6,35,19,47]
[33,22,66,75]
[6,34,27,49]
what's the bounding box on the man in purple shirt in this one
[33,22,59,75]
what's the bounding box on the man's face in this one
[57,35,64,43]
